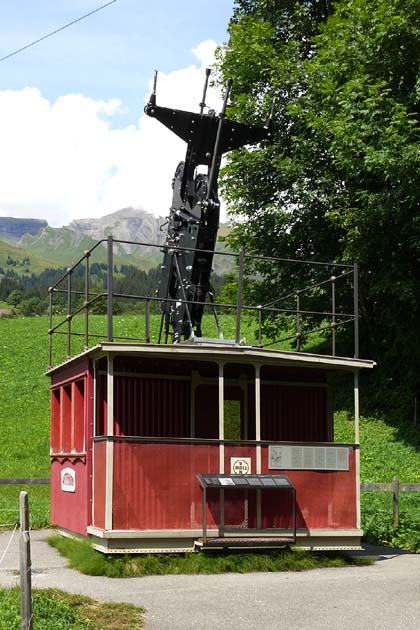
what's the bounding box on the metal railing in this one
[47,236,359,367]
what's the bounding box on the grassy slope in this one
[0,239,59,274]
[1,315,420,548]
[22,228,162,271]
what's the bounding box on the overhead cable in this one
[0,0,118,63]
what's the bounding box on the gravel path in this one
[1,529,420,629]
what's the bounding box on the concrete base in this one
[82,526,363,554]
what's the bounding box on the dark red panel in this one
[261,365,327,383]
[50,389,60,453]
[61,385,72,452]
[112,441,220,530]
[73,380,85,452]
[96,374,107,436]
[113,376,190,438]
[195,384,219,438]
[261,385,328,442]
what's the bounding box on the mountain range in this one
[0,207,230,274]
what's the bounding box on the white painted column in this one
[255,364,262,529]
[105,355,114,530]
[354,370,361,529]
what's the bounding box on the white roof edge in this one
[100,342,375,369]
[46,342,375,375]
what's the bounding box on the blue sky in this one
[0,1,234,225]
[1,0,233,127]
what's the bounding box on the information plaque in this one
[269,444,350,471]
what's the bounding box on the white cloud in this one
[0,40,224,228]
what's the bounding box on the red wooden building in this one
[47,237,375,552]
[48,327,374,552]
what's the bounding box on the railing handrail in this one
[47,235,359,366]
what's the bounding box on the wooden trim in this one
[98,370,191,382]
[105,355,114,530]
[107,356,114,437]
[105,440,114,530]
[49,452,86,463]
[93,435,358,448]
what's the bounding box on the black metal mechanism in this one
[144,70,271,343]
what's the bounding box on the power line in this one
[0,0,118,64]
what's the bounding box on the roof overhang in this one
[46,342,376,376]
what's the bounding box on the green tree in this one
[6,289,23,307]
[218,0,420,410]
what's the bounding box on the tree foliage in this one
[218,0,420,409]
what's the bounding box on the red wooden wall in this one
[50,360,94,535]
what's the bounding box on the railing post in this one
[258,305,263,347]
[354,263,359,358]
[331,276,336,356]
[66,270,72,359]
[392,476,400,528]
[296,292,301,352]
[48,287,53,368]
[19,491,32,630]
[107,236,114,342]
[145,299,151,343]
[235,250,245,344]
[84,252,90,350]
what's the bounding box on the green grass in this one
[48,535,373,577]
[335,410,420,550]
[0,588,144,630]
[0,316,51,528]
[47,309,298,366]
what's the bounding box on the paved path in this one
[1,529,420,629]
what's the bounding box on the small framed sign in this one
[230,457,251,475]
[61,467,76,493]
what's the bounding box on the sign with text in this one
[230,457,251,475]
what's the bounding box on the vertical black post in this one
[19,491,32,630]
[235,250,245,344]
[67,271,72,359]
[84,253,90,350]
[354,263,359,358]
[202,486,207,544]
[107,236,114,342]
[145,299,151,343]
[331,276,336,356]
[206,79,232,202]
[48,288,53,367]
[296,293,301,352]
[392,476,400,528]
[258,305,263,347]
